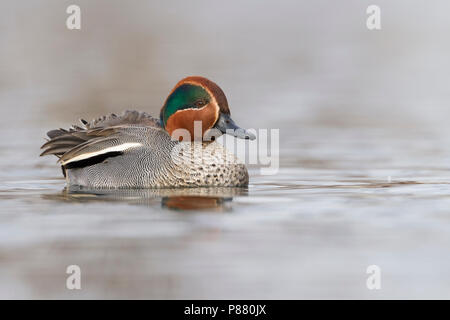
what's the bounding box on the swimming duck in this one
[40,76,256,188]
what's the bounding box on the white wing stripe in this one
[61,142,142,165]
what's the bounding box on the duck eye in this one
[195,100,205,107]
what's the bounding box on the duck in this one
[40,76,256,189]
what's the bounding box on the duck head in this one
[160,76,256,141]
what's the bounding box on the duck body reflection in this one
[45,186,247,211]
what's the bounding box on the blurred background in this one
[1,0,450,299]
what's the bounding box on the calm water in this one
[1,0,450,299]
[2,124,450,299]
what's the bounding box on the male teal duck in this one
[40,76,256,188]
